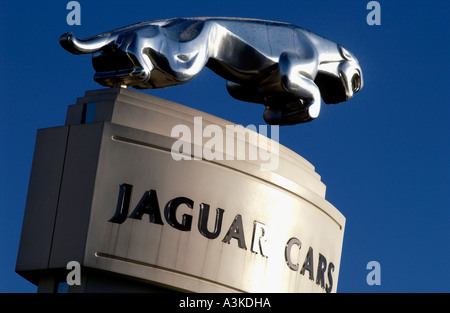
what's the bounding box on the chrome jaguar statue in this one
[60,17,363,125]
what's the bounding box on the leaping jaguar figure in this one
[60,17,363,125]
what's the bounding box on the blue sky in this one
[0,0,448,293]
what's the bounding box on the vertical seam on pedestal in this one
[47,126,71,269]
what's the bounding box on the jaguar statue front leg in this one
[276,52,321,124]
[227,51,321,125]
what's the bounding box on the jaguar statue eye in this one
[176,54,190,62]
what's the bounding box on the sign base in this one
[16,88,345,293]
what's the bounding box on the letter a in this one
[222,214,247,250]
[171,124,192,160]
[66,1,81,26]
[66,261,81,286]
[366,1,381,26]
[366,261,381,285]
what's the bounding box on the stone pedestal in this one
[16,88,345,293]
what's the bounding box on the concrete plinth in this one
[16,88,345,293]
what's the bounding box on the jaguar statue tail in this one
[59,32,111,55]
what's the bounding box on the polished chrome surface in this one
[60,17,363,125]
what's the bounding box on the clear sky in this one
[0,0,448,293]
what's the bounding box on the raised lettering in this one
[316,253,327,288]
[198,203,224,239]
[285,237,302,271]
[251,221,269,257]
[109,183,133,224]
[300,247,314,281]
[129,189,164,224]
[165,197,194,231]
[326,262,335,293]
[222,214,247,249]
